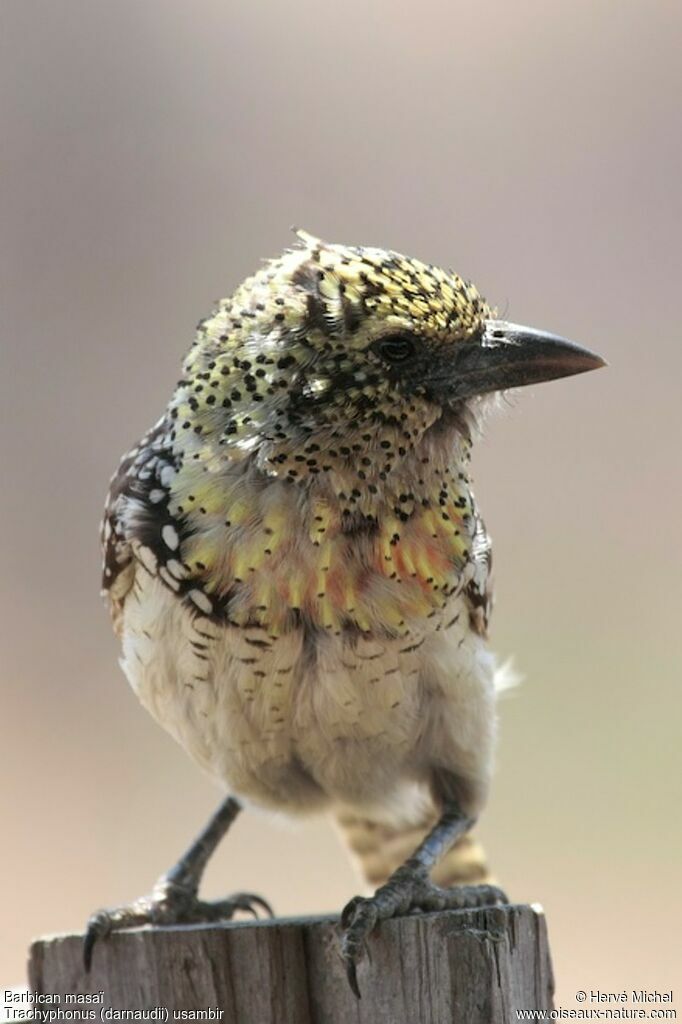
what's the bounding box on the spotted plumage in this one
[91,232,604,988]
[103,233,492,643]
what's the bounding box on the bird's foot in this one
[84,877,272,970]
[340,865,507,997]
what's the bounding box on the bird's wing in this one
[463,500,493,638]
[101,417,180,634]
[101,457,138,634]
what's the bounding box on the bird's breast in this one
[175,471,475,639]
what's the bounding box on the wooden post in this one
[29,904,554,1023]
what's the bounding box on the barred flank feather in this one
[335,811,493,890]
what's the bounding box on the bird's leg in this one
[84,795,272,970]
[340,803,507,997]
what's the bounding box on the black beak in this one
[444,320,606,401]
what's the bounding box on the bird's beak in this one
[445,320,606,401]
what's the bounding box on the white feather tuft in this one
[494,657,522,695]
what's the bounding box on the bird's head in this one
[173,231,604,485]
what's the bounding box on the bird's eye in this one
[376,335,416,363]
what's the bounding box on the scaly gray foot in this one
[340,865,507,997]
[84,877,272,970]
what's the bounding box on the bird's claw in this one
[339,870,507,998]
[83,883,273,971]
[84,900,152,972]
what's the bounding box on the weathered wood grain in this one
[29,904,554,1023]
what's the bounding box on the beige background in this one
[2,0,681,1005]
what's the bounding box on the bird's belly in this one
[120,569,488,814]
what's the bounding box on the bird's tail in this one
[334,809,493,889]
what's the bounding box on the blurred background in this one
[2,0,681,1005]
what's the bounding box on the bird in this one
[85,230,604,994]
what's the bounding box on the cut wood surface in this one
[29,904,554,1024]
